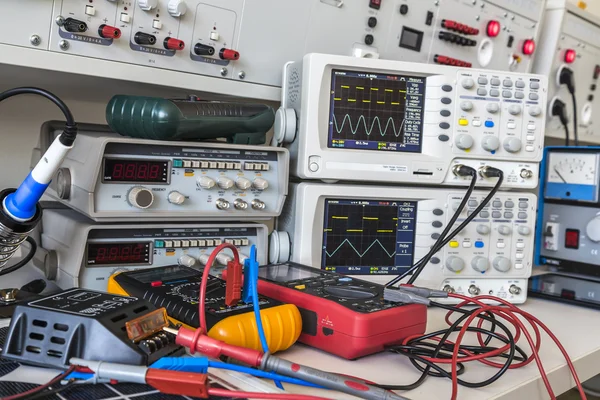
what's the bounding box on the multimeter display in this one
[258,264,322,282]
[122,265,198,283]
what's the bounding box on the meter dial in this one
[546,152,599,202]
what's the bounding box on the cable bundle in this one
[379,294,586,400]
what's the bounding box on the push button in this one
[449,241,459,248]
[474,241,484,248]
[485,121,494,128]
[458,119,468,126]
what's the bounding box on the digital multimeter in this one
[257,262,428,360]
[108,265,301,353]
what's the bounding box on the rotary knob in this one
[460,101,474,111]
[253,178,269,191]
[128,187,154,209]
[476,224,490,235]
[455,134,474,150]
[198,254,210,265]
[197,176,215,189]
[217,176,234,190]
[586,213,600,242]
[493,256,511,272]
[236,177,252,190]
[168,191,185,205]
[445,256,465,272]
[517,226,531,236]
[486,103,499,114]
[461,78,475,89]
[503,137,522,153]
[471,256,490,273]
[138,0,158,11]
[167,0,187,17]
[508,104,522,115]
[498,225,512,235]
[529,106,542,117]
[481,135,500,151]
[178,255,197,268]
[216,253,233,265]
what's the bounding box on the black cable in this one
[563,121,570,146]
[387,169,504,287]
[0,236,37,277]
[0,87,77,146]
[571,92,579,146]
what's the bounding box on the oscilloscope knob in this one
[461,78,475,89]
[128,187,154,209]
[498,225,512,235]
[217,176,234,190]
[493,256,511,272]
[253,178,269,191]
[503,137,522,153]
[274,107,297,144]
[455,134,474,150]
[481,135,500,152]
[235,177,252,190]
[197,176,216,190]
[445,256,465,272]
[471,256,490,273]
[476,224,490,235]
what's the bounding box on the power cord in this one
[558,67,578,146]
[551,99,570,146]
[386,167,504,287]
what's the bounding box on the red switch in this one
[486,20,500,37]
[164,37,185,50]
[522,39,535,55]
[98,24,121,39]
[369,0,381,9]
[564,49,576,63]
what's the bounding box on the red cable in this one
[190,243,240,352]
[2,366,76,400]
[208,388,332,399]
[442,293,587,400]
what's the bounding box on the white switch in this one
[462,241,472,248]
[472,120,482,127]
[515,263,524,269]
[527,124,536,130]
[210,31,220,41]
[85,5,96,16]
[525,145,535,152]
[120,13,131,23]
[516,242,525,249]
[526,135,535,141]
[507,122,516,129]
[153,19,162,30]
[515,253,524,260]
[496,242,506,248]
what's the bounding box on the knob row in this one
[460,101,542,116]
[128,187,266,210]
[446,256,512,273]
[197,176,269,191]
[178,251,249,268]
[455,135,523,153]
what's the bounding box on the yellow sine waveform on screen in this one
[347,229,363,232]
[356,86,364,90]
[391,102,400,105]
[341,85,350,88]
[334,97,342,100]
[363,217,378,220]
[332,216,348,219]
[377,230,394,233]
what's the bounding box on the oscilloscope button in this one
[430,257,440,264]
[431,233,441,240]
[439,122,450,129]
[441,97,452,104]
[440,109,451,117]
[433,208,444,216]
[432,221,443,228]
[438,135,449,142]
[442,85,453,92]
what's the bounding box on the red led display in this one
[103,159,168,183]
[565,229,580,249]
[87,242,151,266]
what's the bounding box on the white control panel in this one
[41,208,268,291]
[271,183,535,303]
[1,0,543,99]
[533,1,600,144]
[38,132,288,222]
[276,54,546,188]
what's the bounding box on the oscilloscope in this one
[274,53,547,188]
[270,183,535,303]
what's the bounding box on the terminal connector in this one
[63,18,88,33]
[134,32,157,46]
[224,260,243,306]
[164,37,185,50]
[452,164,476,177]
[219,48,240,61]
[478,166,503,179]
[99,24,121,39]
[194,43,215,56]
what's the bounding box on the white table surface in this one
[276,297,600,400]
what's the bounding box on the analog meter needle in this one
[554,166,567,183]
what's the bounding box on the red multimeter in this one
[256,262,427,360]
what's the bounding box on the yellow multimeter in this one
[107,265,301,353]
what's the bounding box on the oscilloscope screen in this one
[327,69,426,153]
[321,199,418,275]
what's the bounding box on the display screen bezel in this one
[102,157,170,184]
[86,241,153,267]
[321,198,418,275]
[326,68,426,154]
